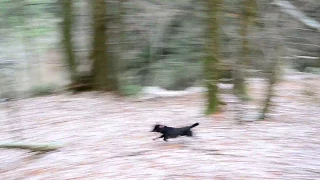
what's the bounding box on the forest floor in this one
[0,72,320,180]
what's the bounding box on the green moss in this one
[204,55,220,115]
[205,81,220,115]
[119,85,142,96]
[204,0,222,115]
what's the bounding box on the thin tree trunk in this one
[240,0,257,66]
[260,52,279,120]
[205,0,222,115]
[233,0,257,100]
[259,10,283,120]
[61,0,77,83]
[116,0,125,89]
[233,3,248,99]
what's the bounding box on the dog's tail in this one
[190,122,199,129]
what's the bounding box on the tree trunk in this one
[259,53,279,120]
[116,0,125,89]
[91,0,117,91]
[205,0,222,115]
[233,0,257,100]
[240,0,257,66]
[61,0,77,83]
[259,10,283,120]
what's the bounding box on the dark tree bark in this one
[61,0,77,83]
[91,0,118,91]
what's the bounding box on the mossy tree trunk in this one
[0,142,60,153]
[205,0,222,115]
[91,0,118,91]
[116,0,124,89]
[233,0,258,100]
[240,0,257,66]
[61,0,77,83]
[259,13,283,120]
[259,56,278,120]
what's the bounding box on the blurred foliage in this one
[0,0,58,30]
[119,85,142,96]
[0,0,319,98]
[28,83,57,97]
[305,67,320,74]
[153,63,202,90]
[25,27,53,37]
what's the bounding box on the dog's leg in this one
[163,137,168,141]
[153,135,164,140]
[186,130,193,137]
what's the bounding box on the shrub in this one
[29,83,57,97]
[119,85,142,96]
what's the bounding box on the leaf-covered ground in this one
[0,73,319,180]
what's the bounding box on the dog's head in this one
[151,124,165,132]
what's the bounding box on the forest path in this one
[0,73,319,179]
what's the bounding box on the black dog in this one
[151,123,199,141]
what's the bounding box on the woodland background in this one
[0,0,319,179]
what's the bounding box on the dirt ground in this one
[0,74,320,180]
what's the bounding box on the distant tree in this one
[90,0,118,90]
[60,0,77,83]
[205,0,222,114]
